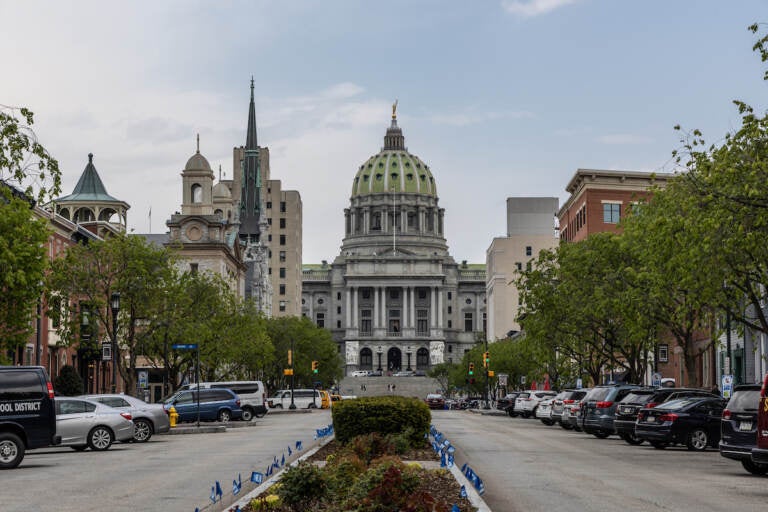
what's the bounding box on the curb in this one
[448,463,493,512]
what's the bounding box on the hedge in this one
[331,396,431,445]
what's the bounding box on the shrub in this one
[276,462,326,511]
[332,396,430,446]
[344,456,421,511]
[54,365,83,396]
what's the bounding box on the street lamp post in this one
[406,346,412,371]
[483,338,490,409]
[289,338,296,409]
[110,292,120,394]
[377,346,383,371]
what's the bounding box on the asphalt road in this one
[1,410,334,512]
[432,410,768,512]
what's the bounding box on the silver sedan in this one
[79,394,170,442]
[55,397,135,451]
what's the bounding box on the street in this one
[432,410,768,512]
[4,408,768,512]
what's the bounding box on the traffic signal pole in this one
[483,340,490,409]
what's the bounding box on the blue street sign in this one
[171,343,198,350]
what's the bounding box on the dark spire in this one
[384,100,405,150]
[246,76,257,150]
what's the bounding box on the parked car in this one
[267,389,322,409]
[510,392,531,417]
[393,370,415,377]
[719,384,766,475]
[564,389,593,431]
[181,381,267,421]
[536,394,560,425]
[368,370,383,377]
[350,370,370,377]
[55,397,134,451]
[0,366,61,469]
[551,389,587,427]
[518,391,557,418]
[496,392,521,411]
[636,396,727,450]
[581,384,641,438]
[163,388,243,422]
[425,394,446,409]
[752,374,768,466]
[80,394,169,442]
[615,388,717,445]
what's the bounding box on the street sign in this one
[576,378,583,389]
[497,373,508,387]
[520,375,526,384]
[652,372,662,387]
[171,343,198,350]
[722,374,733,399]
[138,370,148,389]
[101,342,112,361]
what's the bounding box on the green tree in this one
[0,191,49,360]
[54,365,84,396]
[427,362,456,396]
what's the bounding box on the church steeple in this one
[238,77,263,240]
[246,76,257,150]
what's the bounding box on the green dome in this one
[351,118,436,197]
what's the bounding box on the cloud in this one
[502,0,579,18]
[596,134,654,145]
[429,109,535,127]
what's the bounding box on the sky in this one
[2,0,767,264]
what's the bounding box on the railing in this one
[359,329,372,337]
[458,269,486,280]
[302,270,330,280]
[388,331,402,337]
[416,330,430,337]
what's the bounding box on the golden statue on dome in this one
[392,99,398,120]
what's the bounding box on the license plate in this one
[646,416,655,423]
[740,421,753,431]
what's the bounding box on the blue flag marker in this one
[447,454,454,468]
[460,485,468,498]
[215,481,223,501]
[251,471,264,484]
[210,486,216,503]
[288,445,292,456]
[452,505,461,512]
[281,453,286,466]
[440,451,447,467]
[461,463,467,473]
[233,473,242,495]
[295,440,302,451]
[476,477,485,495]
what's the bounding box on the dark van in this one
[1,366,61,469]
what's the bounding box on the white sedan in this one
[350,370,370,377]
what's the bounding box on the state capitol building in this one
[302,106,487,376]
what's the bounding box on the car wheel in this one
[132,419,153,443]
[741,459,768,475]
[254,408,267,418]
[0,432,25,469]
[650,441,668,450]
[218,409,232,423]
[593,431,610,439]
[541,419,555,426]
[241,408,254,422]
[71,445,88,452]
[560,422,573,430]
[686,428,709,451]
[620,433,644,446]
[87,426,114,451]
[275,404,283,409]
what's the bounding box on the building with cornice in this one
[302,110,486,375]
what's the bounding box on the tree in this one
[0,105,61,203]
[0,190,49,360]
[54,365,84,396]
[427,362,456,396]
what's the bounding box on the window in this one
[279,267,286,278]
[418,289,427,300]
[316,313,325,328]
[267,218,272,225]
[279,218,286,229]
[279,235,286,245]
[603,203,621,224]
[266,201,272,209]
[417,309,428,336]
[337,306,341,314]
[279,301,287,312]
[362,289,371,300]
[516,262,522,271]
[388,309,400,335]
[191,184,202,203]
[337,320,341,328]
[390,289,399,299]
[361,310,372,335]
[447,306,452,314]
[525,246,532,256]
[280,201,286,213]
[447,292,452,300]
[337,292,341,301]
[268,235,272,242]
[279,285,286,295]
[658,344,669,363]
[279,251,286,262]
[464,312,473,332]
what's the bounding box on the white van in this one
[267,389,321,409]
[181,381,267,421]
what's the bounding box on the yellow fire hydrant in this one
[169,406,179,428]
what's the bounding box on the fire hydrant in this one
[169,406,179,428]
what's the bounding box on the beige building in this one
[486,197,559,341]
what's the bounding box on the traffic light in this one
[483,352,490,368]
[311,360,319,374]
[468,362,475,376]
[287,349,292,366]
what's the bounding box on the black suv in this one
[1,366,61,469]
[719,384,767,475]
[615,387,717,445]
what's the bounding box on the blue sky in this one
[2,0,767,263]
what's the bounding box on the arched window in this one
[416,348,430,370]
[360,348,373,370]
[191,184,202,203]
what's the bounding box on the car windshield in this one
[585,387,612,401]
[620,392,654,404]
[655,398,700,410]
[517,393,530,399]
[726,389,761,412]
[426,394,443,399]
